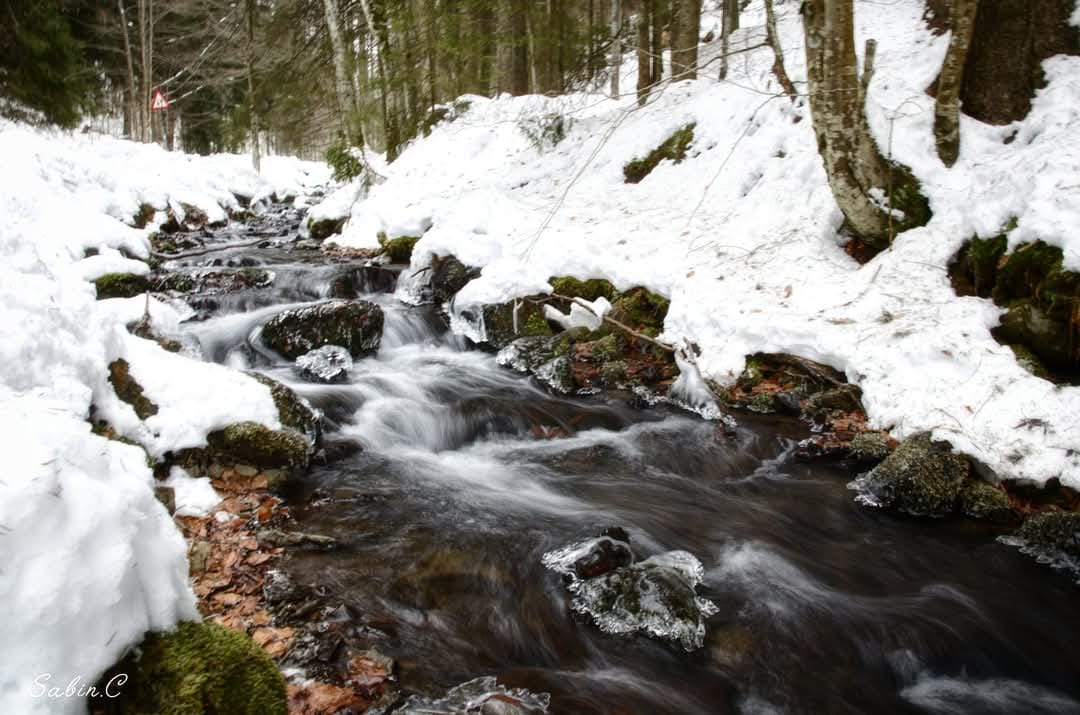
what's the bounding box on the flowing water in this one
[177,207,1080,715]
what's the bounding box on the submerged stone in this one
[1004,511,1080,580]
[849,433,969,517]
[399,676,550,714]
[261,299,383,359]
[295,345,353,384]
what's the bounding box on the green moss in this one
[161,273,197,293]
[886,161,933,236]
[609,287,670,333]
[849,432,891,464]
[307,217,346,240]
[481,299,552,349]
[624,123,696,184]
[746,391,780,414]
[97,621,286,715]
[1009,344,1051,380]
[855,433,970,517]
[207,421,310,470]
[94,272,150,299]
[737,358,765,390]
[548,276,617,302]
[378,234,420,263]
[588,333,624,363]
[958,479,1013,523]
[995,301,1074,370]
[108,359,158,420]
[950,234,1008,298]
[133,203,157,229]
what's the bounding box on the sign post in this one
[150,89,170,148]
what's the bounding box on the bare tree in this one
[609,0,622,98]
[719,0,739,80]
[670,0,701,80]
[763,0,796,99]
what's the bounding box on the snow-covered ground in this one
[323,0,1080,489]
[0,123,328,714]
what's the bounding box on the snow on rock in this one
[0,120,324,714]
[333,0,1080,488]
[164,467,222,518]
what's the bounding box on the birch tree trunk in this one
[933,0,978,167]
[802,0,896,246]
[322,0,358,141]
[719,0,739,80]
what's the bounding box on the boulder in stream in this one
[848,433,970,517]
[295,345,353,384]
[543,534,717,652]
[262,299,383,359]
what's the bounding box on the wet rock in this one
[497,333,577,393]
[534,356,574,394]
[378,234,420,263]
[958,480,1013,523]
[559,534,634,580]
[108,358,159,419]
[1012,511,1080,556]
[295,345,353,384]
[543,540,717,651]
[848,431,893,465]
[94,272,150,299]
[207,421,311,471]
[994,301,1074,372]
[548,276,617,302]
[257,528,339,549]
[154,485,176,513]
[264,569,304,606]
[399,677,550,715]
[429,255,480,303]
[246,372,322,448]
[159,267,273,295]
[849,433,970,517]
[262,300,383,359]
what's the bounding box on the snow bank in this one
[327,0,1080,487]
[0,122,324,713]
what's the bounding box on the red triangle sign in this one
[150,89,170,111]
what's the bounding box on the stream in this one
[174,205,1080,714]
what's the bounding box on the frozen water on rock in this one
[398,676,551,714]
[543,539,717,651]
[295,344,353,383]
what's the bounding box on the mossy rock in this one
[1015,511,1080,557]
[160,273,198,293]
[133,203,157,229]
[994,301,1074,370]
[246,372,322,448]
[378,234,420,263]
[307,217,346,240]
[262,300,383,359]
[109,359,159,420]
[853,433,970,517]
[548,276,617,302]
[958,479,1013,522]
[481,299,553,349]
[948,234,1008,298]
[608,287,670,335]
[207,421,310,471]
[992,241,1070,310]
[96,621,286,715]
[624,123,695,184]
[94,272,151,299]
[849,431,892,465]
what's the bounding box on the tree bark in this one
[322,0,357,141]
[636,0,652,105]
[609,0,622,97]
[118,1,139,141]
[719,0,739,80]
[802,0,894,245]
[670,0,700,80]
[246,0,260,172]
[764,0,796,99]
[496,0,528,95]
[933,0,978,167]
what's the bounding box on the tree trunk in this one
[322,0,357,141]
[636,0,653,105]
[118,1,138,141]
[933,0,978,167]
[719,0,739,80]
[246,0,260,172]
[496,0,528,95]
[802,0,902,247]
[764,0,796,99]
[960,0,1077,125]
[609,0,622,98]
[670,0,700,80]
[650,0,664,87]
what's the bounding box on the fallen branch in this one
[151,237,268,261]
[545,292,675,353]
